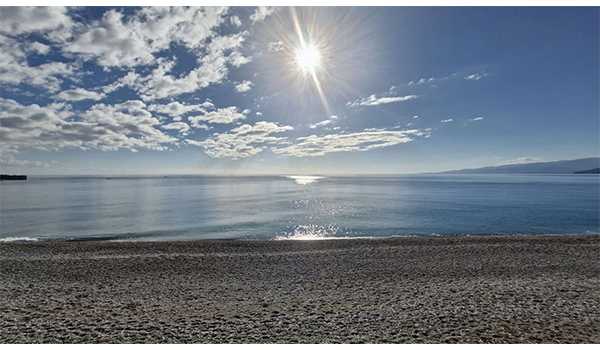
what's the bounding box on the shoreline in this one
[1,235,599,343]
[1,232,599,244]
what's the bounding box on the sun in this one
[294,43,322,74]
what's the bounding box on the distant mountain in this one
[574,168,600,174]
[438,157,600,174]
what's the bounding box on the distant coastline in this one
[435,157,600,175]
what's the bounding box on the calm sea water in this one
[0,175,598,241]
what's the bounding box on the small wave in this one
[286,175,324,185]
[274,224,341,240]
[0,236,39,242]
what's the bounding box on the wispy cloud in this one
[186,121,293,159]
[268,40,284,53]
[273,128,431,157]
[309,115,338,129]
[56,88,105,101]
[250,6,277,23]
[188,106,248,127]
[347,94,418,108]
[0,98,176,154]
[235,80,253,93]
[464,72,488,81]
[65,7,228,68]
[440,118,454,123]
[148,101,214,118]
[161,122,191,134]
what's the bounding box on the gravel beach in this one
[0,235,599,343]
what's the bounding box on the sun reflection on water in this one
[286,175,324,185]
[274,224,340,240]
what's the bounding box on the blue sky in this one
[0,6,597,175]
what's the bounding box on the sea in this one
[0,174,598,241]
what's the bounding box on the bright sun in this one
[294,44,322,74]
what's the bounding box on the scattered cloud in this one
[470,116,484,121]
[408,77,437,86]
[229,15,242,27]
[250,7,276,23]
[0,35,75,92]
[188,106,248,126]
[148,101,213,118]
[440,118,454,123]
[406,71,488,86]
[57,88,105,101]
[0,6,72,37]
[235,80,253,93]
[347,94,418,108]
[0,98,176,155]
[66,7,228,67]
[273,128,431,157]
[161,122,191,134]
[309,115,339,129]
[27,42,51,55]
[464,72,488,81]
[187,121,293,159]
[268,40,284,52]
[407,73,456,86]
[126,32,251,100]
[310,120,333,129]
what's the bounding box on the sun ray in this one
[289,7,331,116]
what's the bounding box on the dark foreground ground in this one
[0,235,599,343]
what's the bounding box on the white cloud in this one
[250,6,276,23]
[188,106,247,126]
[228,50,252,67]
[148,101,213,117]
[0,7,72,36]
[66,7,228,67]
[162,122,191,134]
[100,71,140,94]
[57,88,105,101]
[235,80,253,93]
[413,115,420,119]
[440,118,454,123]
[0,7,252,100]
[268,40,284,52]
[0,35,75,92]
[470,116,484,121]
[187,121,293,159]
[126,32,250,100]
[0,98,176,155]
[465,73,487,81]
[273,129,431,157]
[28,42,51,55]
[408,77,437,86]
[347,94,418,108]
[230,15,242,27]
[310,120,333,129]
[309,115,339,129]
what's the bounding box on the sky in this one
[0,6,598,175]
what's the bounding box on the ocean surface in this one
[0,174,598,241]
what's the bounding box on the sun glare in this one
[294,44,322,74]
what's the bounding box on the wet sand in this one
[0,235,599,343]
